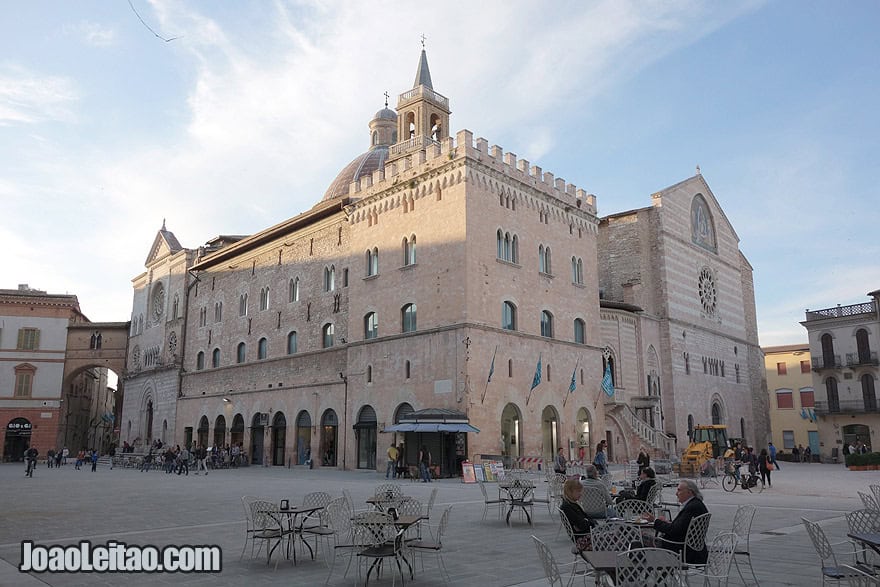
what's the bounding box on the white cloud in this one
[0,64,78,125]
[63,21,117,47]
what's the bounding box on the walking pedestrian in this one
[385,442,399,479]
[759,448,772,488]
[768,442,780,470]
[418,445,432,482]
[90,449,98,472]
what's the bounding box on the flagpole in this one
[481,345,498,405]
[563,355,580,408]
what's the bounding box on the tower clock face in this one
[152,284,165,322]
[698,268,717,316]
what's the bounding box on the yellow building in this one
[763,344,818,459]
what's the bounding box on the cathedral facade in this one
[119,50,766,471]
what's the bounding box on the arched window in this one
[239,294,248,317]
[259,287,269,311]
[196,351,205,370]
[826,377,839,412]
[214,301,223,322]
[258,337,268,360]
[862,374,877,411]
[322,323,334,348]
[287,331,297,355]
[571,257,578,283]
[172,294,179,319]
[821,333,835,368]
[711,402,723,425]
[502,301,517,331]
[403,235,416,266]
[366,248,379,277]
[503,232,511,260]
[13,364,35,397]
[324,266,336,292]
[540,310,553,338]
[405,360,411,379]
[496,230,504,259]
[511,235,519,263]
[289,277,300,302]
[857,329,872,363]
[401,303,417,333]
[366,365,372,383]
[364,312,378,339]
[237,342,246,364]
[574,318,585,344]
[539,245,546,273]
[508,359,513,377]
[212,348,220,368]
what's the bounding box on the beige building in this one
[763,344,818,458]
[801,290,880,462]
[120,49,767,471]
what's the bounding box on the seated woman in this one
[560,478,597,553]
[616,467,657,502]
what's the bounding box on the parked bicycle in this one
[721,461,764,493]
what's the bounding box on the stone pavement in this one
[0,460,878,586]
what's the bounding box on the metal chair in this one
[579,485,610,520]
[408,505,452,583]
[425,487,438,518]
[375,483,404,500]
[615,547,684,587]
[615,499,653,520]
[506,480,535,526]
[478,480,505,520]
[531,534,591,587]
[591,523,642,552]
[657,512,711,566]
[248,500,294,570]
[352,511,408,586]
[722,503,760,585]
[803,517,874,586]
[859,492,880,512]
[840,565,880,586]
[323,498,357,585]
[846,509,880,568]
[298,493,334,563]
[870,485,880,509]
[691,532,737,586]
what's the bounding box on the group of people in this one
[560,462,710,564]
[385,442,434,482]
[140,444,214,475]
[790,444,812,462]
[22,445,108,476]
[722,442,779,488]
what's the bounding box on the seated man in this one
[580,464,615,518]
[644,479,709,564]
[615,467,657,502]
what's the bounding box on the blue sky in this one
[2,1,878,346]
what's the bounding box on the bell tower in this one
[389,46,451,161]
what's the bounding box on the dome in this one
[374,107,396,121]
[321,145,389,202]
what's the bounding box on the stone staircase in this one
[607,402,676,459]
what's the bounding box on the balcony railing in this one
[398,86,449,109]
[389,135,440,157]
[812,355,842,370]
[846,351,879,367]
[805,301,877,321]
[814,399,879,415]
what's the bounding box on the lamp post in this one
[339,372,348,470]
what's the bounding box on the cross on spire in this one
[420,33,427,49]
[383,91,389,108]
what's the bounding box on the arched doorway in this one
[4,417,32,462]
[296,410,312,465]
[576,408,592,463]
[230,414,244,448]
[214,415,226,448]
[162,420,167,444]
[843,424,871,452]
[271,412,287,466]
[355,406,377,469]
[197,416,209,448]
[711,402,724,425]
[145,400,154,443]
[250,413,264,465]
[393,402,415,466]
[501,403,523,459]
[541,405,560,462]
[321,409,338,467]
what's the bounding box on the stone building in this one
[0,284,90,460]
[801,290,880,461]
[763,344,818,457]
[119,49,767,471]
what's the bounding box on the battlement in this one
[345,129,597,216]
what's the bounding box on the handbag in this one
[766,459,774,471]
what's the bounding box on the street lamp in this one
[339,372,348,470]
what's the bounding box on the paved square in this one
[1,461,876,586]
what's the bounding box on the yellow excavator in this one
[678,425,732,477]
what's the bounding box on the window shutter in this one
[17,329,24,349]
[34,330,40,350]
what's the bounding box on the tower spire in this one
[413,46,433,90]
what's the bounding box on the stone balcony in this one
[814,399,879,415]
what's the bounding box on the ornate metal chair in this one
[478,480,505,520]
[803,517,874,586]
[615,499,653,520]
[691,532,737,586]
[408,505,452,583]
[532,535,591,587]
[615,547,684,587]
[727,503,760,585]
[859,492,879,512]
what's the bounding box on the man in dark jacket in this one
[645,479,709,564]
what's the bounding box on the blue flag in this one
[569,368,577,394]
[801,407,808,420]
[530,354,542,391]
[602,362,614,397]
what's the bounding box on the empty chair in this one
[375,483,404,500]
[478,480,506,521]
[871,485,880,509]
[298,492,334,561]
[240,495,262,560]
[803,517,875,586]
[728,504,760,586]
[395,497,425,541]
[591,523,642,552]
[323,498,357,584]
[248,499,294,570]
[846,509,880,569]
[506,480,535,526]
[532,534,591,587]
[425,487,439,518]
[859,492,879,512]
[840,565,880,587]
[615,547,684,587]
[352,511,408,586]
[691,532,737,586]
[408,506,452,583]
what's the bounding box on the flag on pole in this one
[601,362,615,397]
[487,346,497,384]
[526,354,542,405]
[800,407,808,420]
[563,357,579,408]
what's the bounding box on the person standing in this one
[109,445,116,470]
[62,446,69,465]
[759,448,772,488]
[90,449,99,472]
[385,442,399,479]
[637,449,651,475]
[803,445,812,463]
[177,445,190,475]
[593,442,608,476]
[791,445,800,463]
[396,443,405,478]
[24,446,38,477]
[47,448,55,468]
[768,442,780,470]
[418,445,432,483]
[554,447,567,474]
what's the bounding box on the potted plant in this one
[846,453,866,470]
[866,452,880,471]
